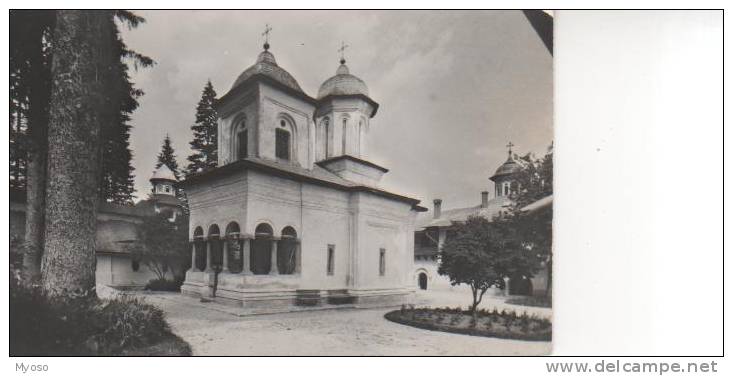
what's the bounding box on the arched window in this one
[324,118,331,158]
[341,117,348,155]
[357,119,364,156]
[317,117,330,160]
[276,120,291,161]
[278,226,298,274]
[234,117,248,160]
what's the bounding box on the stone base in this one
[181,271,414,311]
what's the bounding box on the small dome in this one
[231,48,303,93]
[490,155,521,181]
[317,61,370,99]
[150,164,177,182]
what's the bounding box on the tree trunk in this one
[21,16,53,282]
[41,10,115,300]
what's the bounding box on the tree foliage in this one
[130,213,190,281]
[507,144,554,295]
[155,134,182,181]
[439,216,538,314]
[9,10,153,205]
[185,81,218,177]
[510,144,553,209]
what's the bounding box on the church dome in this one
[490,154,521,181]
[231,45,303,93]
[317,60,370,99]
[150,164,177,183]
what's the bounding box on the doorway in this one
[418,272,428,290]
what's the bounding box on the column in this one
[205,240,212,271]
[269,239,279,275]
[190,242,197,271]
[242,238,252,275]
[222,239,229,272]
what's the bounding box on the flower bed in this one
[505,295,552,308]
[385,306,551,341]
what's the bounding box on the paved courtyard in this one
[135,290,552,356]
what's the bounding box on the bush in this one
[10,275,189,355]
[145,276,184,292]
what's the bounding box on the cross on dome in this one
[262,24,273,50]
[338,41,349,64]
[506,141,515,157]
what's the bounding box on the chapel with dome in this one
[179,38,427,308]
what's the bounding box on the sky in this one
[120,10,552,211]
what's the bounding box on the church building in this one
[179,40,427,308]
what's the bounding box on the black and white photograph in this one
[4,5,725,370]
[9,9,553,356]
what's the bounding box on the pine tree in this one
[99,11,153,205]
[41,10,116,299]
[10,10,152,279]
[156,134,181,180]
[186,81,218,177]
[10,11,151,208]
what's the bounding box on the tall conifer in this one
[186,81,218,177]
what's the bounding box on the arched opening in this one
[278,226,298,274]
[357,119,364,156]
[418,272,428,290]
[208,224,222,270]
[225,222,242,273]
[252,223,274,274]
[341,117,348,155]
[193,226,206,271]
[317,117,330,161]
[232,115,250,161]
[275,116,295,162]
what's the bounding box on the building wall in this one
[10,202,158,288]
[218,86,258,166]
[258,84,316,169]
[185,168,417,293]
[96,254,159,288]
[355,192,416,290]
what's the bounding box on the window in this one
[276,128,290,160]
[504,183,509,196]
[237,130,248,160]
[326,244,335,276]
[379,248,386,276]
[341,118,347,154]
[324,119,330,158]
[131,259,140,272]
[164,185,171,193]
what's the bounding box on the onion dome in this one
[490,153,521,182]
[150,164,177,183]
[230,43,303,93]
[317,59,370,99]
